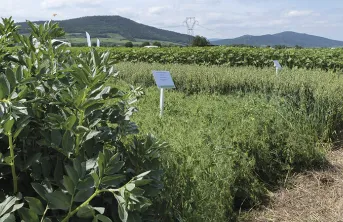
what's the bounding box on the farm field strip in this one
[68,47,343,71]
[106,62,343,221]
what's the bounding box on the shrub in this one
[152,41,162,47]
[125,41,133,48]
[0,18,164,222]
[141,42,150,47]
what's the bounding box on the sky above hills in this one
[1,0,343,40]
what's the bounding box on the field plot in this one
[110,62,343,221]
[71,47,343,71]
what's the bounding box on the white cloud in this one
[148,6,171,15]
[286,10,315,17]
[0,0,343,40]
[41,0,103,9]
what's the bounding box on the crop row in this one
[70,47,343,71]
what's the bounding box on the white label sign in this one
[273,60,282,69]
[152,71,175,89]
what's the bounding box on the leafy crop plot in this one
[68,47,343,71]
[107,62,343,221]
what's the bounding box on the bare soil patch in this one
[241,148,343,222]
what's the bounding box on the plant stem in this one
[8,134,17,194]
[61,190,100,222]
[40,206,49,222]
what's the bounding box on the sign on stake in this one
[273,60,282,75]
[152,71,175,117]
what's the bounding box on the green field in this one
[68,46,343,71]
[107,62,343,221]
[3,17,343,221]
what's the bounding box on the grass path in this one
[241,147,343,222]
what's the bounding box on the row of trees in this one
[124,41,163,48]
[124,36,211,48]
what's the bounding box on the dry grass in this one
[241,148,343,222]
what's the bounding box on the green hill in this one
[17,16,192,46]
[212,31,343,48]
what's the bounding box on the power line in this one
[157,25,184,29]
[183,17,198,44]
[183,17,198,36]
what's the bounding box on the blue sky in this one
[1,0,343,40]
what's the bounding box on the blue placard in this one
[152,71,175,89]
[273,60,282,69]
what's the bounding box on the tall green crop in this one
[0,18,165,222]
[69,47,343,71]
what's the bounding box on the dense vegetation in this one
[112,62,343,221]
[17,16,192,44]
[4,18,343,222]
[0,19,164,221]
[68,47,343,71]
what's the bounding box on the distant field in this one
[68,46,343,71]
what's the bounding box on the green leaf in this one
[74,188,94,202]
[22,153,41,170]
[31,183,48,201]
[118,203,128,222]
[45,191,71,210]
[15,66,23,82]
[126,183,135,192]
[91,172,100,188]
[76,205,94,219]
[95,214,112,222]
[64,115,76,130]
[65,165,79,185]
[73,158,83,178]
[18,208,39,222]
[77,176,94,190]
[0,196,17,217]
[24,197,44,215]
[101,175,126,187]
[93,207,105,214]
[5,68,16,91]
[105,162,125,175]
[62,131,74,153]
[63,176,75,195]
[0,74,10,99]
[75,126,89,134]
[13,116,30,139]
[42,218,52,222]
[135,171,151,179]
[51,130,62,146]
[85,130,101,142]
[98,152,105,178]
[53,158,64,182]
[0,213,16,222]
[133,179,153,187]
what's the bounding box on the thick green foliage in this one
[117,62,343,141]
[69,47,343,71]
[191,36,210,47]
[109,62,342,221]
[129,89,327,221]
[0,19,164,222]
